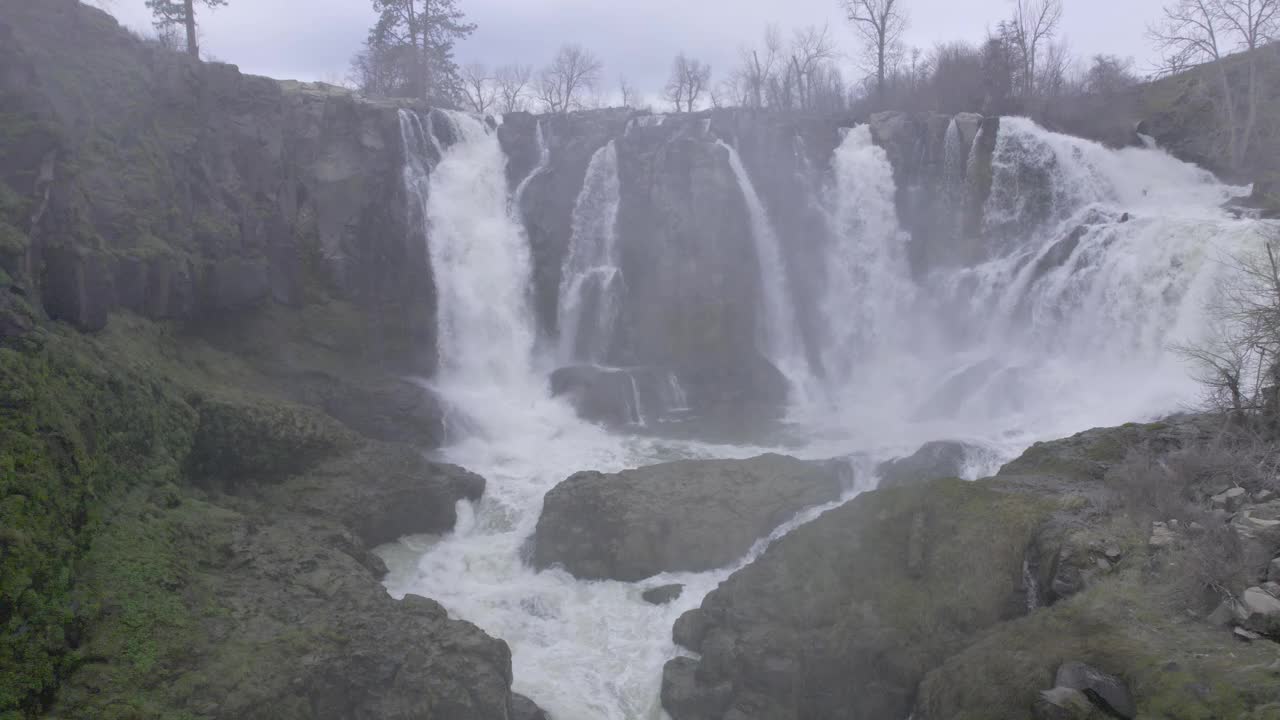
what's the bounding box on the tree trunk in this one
[184,0,198,58]
[876,41,886,101]
[1214,62,1240,170]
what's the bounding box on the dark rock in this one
[661,657,731,720]
[273,443,486,547]
[532,454,846,581]
[1032,687,1100,720]
[661,479,1052,720]
[511,693,550,720]
[877,440,980,488]
[672,608,708,651]
[642,584,684,605]
[1055,661,1137,719]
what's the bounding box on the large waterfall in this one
[558,141,624,363]
[387,110,1272,720]
[811,116,1268,445]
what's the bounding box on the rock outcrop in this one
[662,478,1053,719]
[876,440,985,488]
[531,454,848,581]
[0,0,435,371]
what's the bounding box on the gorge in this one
[4,1,1280,719]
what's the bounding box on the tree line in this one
[141,0,1279,170]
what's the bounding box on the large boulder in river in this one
[876,440,988,488]
[661,478,1054,720]
[531,454,849,581]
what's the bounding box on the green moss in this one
[0,331,198,716]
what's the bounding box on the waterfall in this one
[818,126,915,398]
[514,120,549,210]
[558,141,623,364]
[718,140,812,399]
[398,109,546,439]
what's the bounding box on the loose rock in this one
[1054,661,1137,719]
[642,584,685,605]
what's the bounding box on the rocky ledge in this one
[531,454,849,581]
[663,415,1280,719]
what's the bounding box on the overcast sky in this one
[97,0,1172,98]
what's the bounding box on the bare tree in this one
[1150,0,1279,168]
[1006,0,1065,96]
[619,76,637,108]
[1036,39,1074,98]
[1177,234,1280,419]
[494,64,532,113]
[843,0,908,101]
[537,44,603,113]
[460,63,497,114]
[787,25,838,109]
[664,54,712,111]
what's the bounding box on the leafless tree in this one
[664,54,712,111]
[1150,0,1279,169]
[843,0,908,101]
[1177,234,1280,419]
[1036,39,1074,98]
[460,63,497,114]
[787,25,838,110]
[619,76,637,108]
[494,64,532,113]
[537,44,603,113]
[1006,0,1065,96]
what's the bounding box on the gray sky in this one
[98,0,1172,99]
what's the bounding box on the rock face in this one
[1053,662,1136,719]
[662,479,1052,719]
[0,0,435,371]
[531,454,848,581]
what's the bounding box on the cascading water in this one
[558,141,624,364]
[718,140,813,400]
[814,115,1272,446]
[815,126,916,408]
[388,111,868,720]
[514,120,549,211]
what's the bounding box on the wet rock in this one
[876,440,983,488]
[532,454,846,581]
[643,584,685,605]
[672,608,708,651]
[1236,627,1263,642]
[661,657,731,720]
[1269,557,1280,583]
[273,443,486,547]
[511,693,550,720]
[1256,489,1277,503]
[1054,662,1136,719]
[660,479,1051,720]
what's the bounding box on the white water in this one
[513,120,550,211]
[809,116,1272,447]
[387,112,1274,720]
[816,126,916,406]
[718,140,814,401]
[558,141,624,364]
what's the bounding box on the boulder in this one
[1054,662,1136,719]
[642,584,685,605]
[660,479,1051,719]
[1240,587,1280,635]
[532,454,847,581]
[273,443,486,547]
[877,440,981,488]
[1212,487,1248,512]
[511,693,550,720]
[1032,687,1101,720]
